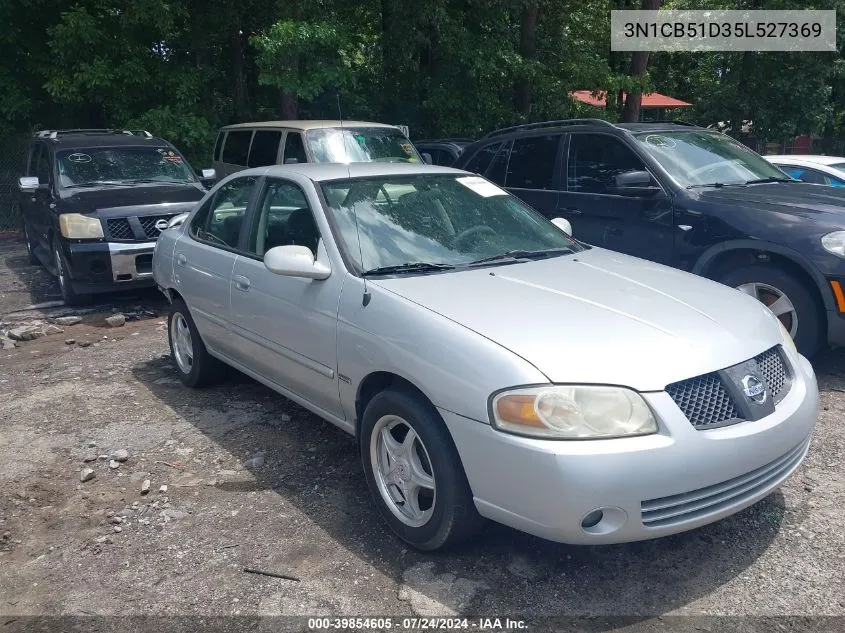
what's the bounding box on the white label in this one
[456,176,507,197]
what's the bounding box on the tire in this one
[719,265,822,357]
[167,298,222,388]
[360,387,482,551]
[23,222,39,265]
[52,238,89,306]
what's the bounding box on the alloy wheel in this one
[737,282,798,338]
[54,247,67,296]
[170,312,194,374]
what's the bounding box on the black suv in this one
[454,119,845,356]
[413,139,473,166]
[19,129,215,304]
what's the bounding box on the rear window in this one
[222,130,252,166]
[248,130,282,167]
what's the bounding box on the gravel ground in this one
[0,237,843,630]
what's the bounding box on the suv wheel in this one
[167,298,221,387]
[360,387,482,551]
[52,239,89,306]
[24,222,38,265]
[720,265,822,357]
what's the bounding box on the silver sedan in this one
[152,163,818,550]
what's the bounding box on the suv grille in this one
[666,346,792,429]
[106,218,134,240]
[138,215,175,239]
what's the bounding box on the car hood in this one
[59,183,206,215]
[696,181,845,221]
[371,248,782,392]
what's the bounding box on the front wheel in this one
[52,239,88,305]
[360,388,482,551]
[23,222,38,265]
[720,265,822,357]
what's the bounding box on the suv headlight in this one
[821,231,845,258]
[491,385,658,439]
[59,213,104,239]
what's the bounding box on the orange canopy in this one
[571,90,692,108]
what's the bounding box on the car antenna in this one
[337,93,371,307]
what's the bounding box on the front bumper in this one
[441,351,818,545]
[63,240,157,293]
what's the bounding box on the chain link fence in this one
[0,135,26,238]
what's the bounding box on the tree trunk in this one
[514,1,538,116]
[621,0,662,122]
[281,90,298,119]
[230,20,248,120]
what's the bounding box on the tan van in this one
[212,121,422,177]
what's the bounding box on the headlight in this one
[821,231,845,258]
[59,214,104,239]
[491,385,658,439]
[778,319,798,356]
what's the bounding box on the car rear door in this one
[173,175,258,359]
[497,133,562,218]
[558,132,675,263]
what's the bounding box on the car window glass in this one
[283,132,308,164]
[568,134,648,194]
[780,166,826,185]
[463,143,501,175]
[190,177,256,248]
[35,146,51,183]
[506,135,559,190]
[213,133,224,161]
[248,131,281,168]
[222,130,252,166]
[487,141,512,185]
[249,179,319,257]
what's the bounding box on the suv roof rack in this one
[642,120,699,127]
[482,118,616,139]
[35,129,154,140]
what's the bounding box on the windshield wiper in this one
[362,262,455,276]
[65,181,126,189]
[468,248,573,266]
[744,177,793,185]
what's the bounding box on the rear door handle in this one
[176,253,187,266]
[559,207,582,215]
[233,274,251,291]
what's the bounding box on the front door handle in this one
[176,253,187,266]
[560,207,582,215]
[233,274,251,291]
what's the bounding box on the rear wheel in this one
[168,298,222,387]
[720,265,822,357]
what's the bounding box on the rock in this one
[77,340,91,348]
[43,324,64,335]
[160,508,187,521]
[141,480,151,495]
[94,536,112,544]
[158,485,168,494]
[1,338,15,350]
[80,468,95,483]
[8,326,43,341]
[109,460,120,470]
[98,454,108,460]
[113,526,123,533]
[244,451,267,469]
[83,453,97,463]
[65,338,76,345]
[110,449,129,462]
[88,441,97,448]
[105,314,126,327]
[280,413,292,423]
[54,316,82,326]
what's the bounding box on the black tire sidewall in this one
[52,238,83,305]
[359,388,478,550]
[719,265,822,356]
[24,222,38,263]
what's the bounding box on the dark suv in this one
[453,119,845,356]
[19,129,215,304]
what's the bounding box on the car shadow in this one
[131,355,786,621]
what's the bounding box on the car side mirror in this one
[614,170,661,196]
[166,212,190,229]
[19,176,45,193]
[421,152,433,165]
[264,245,331,280]
[551,217,572,236]
[199,169,217,187]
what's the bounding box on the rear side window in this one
[222,130,252,166]
[463,142,502,175]
[506,135,560,190]
[283,132,307,164]
[248,131,282,167]
[190,176,257,249]
[213,132,224,161]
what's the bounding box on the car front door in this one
[173,175,258,358]
[558,133,675,263]
[228,177,344,419]
[498,133,563,218]
[20,143,53,251]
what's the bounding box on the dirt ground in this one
[1,237,844,630]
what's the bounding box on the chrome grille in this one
[138,214,175,239]
[106,218,134,240]
[755,346,791,403]
[665,373,739,428]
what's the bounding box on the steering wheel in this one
[452,225,496,249]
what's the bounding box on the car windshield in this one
[633,130,787,187]
[306,127,422,164]
[320,174,582,274]
[828,162,845,172]
[56,147,196,188]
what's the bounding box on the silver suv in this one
[153,163,818,551]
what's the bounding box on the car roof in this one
[766,155,845,166]
[244,162,466,182]
[220,120,400,132]
[39,134,171,151]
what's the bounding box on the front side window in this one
[247,131,282,167]
[506,135,560,190]
[568,134,649,195]
[56,147,196,188]
[249,179,319,257]
[463,142,501,176]
[486,141,512,185]
[634,130,785,187]
[320,174,582,273]
[222,130,253,166]
[190,177,256,249]
[305,127,421,163]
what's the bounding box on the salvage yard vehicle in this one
[153,163,818,551]
[454,119,845,357]
[764,154,845,187]
[19,129,216,304]
[212,121,423,177]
